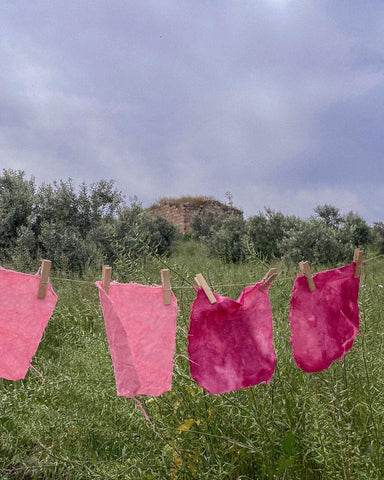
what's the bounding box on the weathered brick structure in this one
[147,196,243,235]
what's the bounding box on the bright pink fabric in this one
[0,267,57,381]
[289,263,360,373]
[188,283,276,394]
[96,281,177,397]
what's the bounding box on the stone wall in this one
[147,198,243,235]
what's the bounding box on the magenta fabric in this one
[289,262,360,373]
[0,267,57,381]
[188,283,276,394]
[96,281,177,397]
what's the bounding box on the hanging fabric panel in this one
[289,263,360,373]
[0,267,57,381]
[96,281,177,397]
[188,283,276,395]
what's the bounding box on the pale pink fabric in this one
[96,281,177,397]
[289,263,360,373]
[188,283,276,394]
[0,267,57,380]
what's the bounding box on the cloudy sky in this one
[1,0,383,223]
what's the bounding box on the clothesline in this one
[49,275,294,289]
[48,253,384,290]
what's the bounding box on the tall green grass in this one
[0,243,383,479]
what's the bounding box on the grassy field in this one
[0,242,383,479]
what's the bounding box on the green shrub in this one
[38,221,89,274]
[206,214,246,263]
[279,206,370,266]
[0,169,35,259]
[372,222,384,254]
[142,214,178,255]
[9,222,39,272]
[246,208,298,260]
[191,211,217,240]
[281,217,355,265]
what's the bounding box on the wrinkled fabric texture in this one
[96,281,177,397]
[289,263,360,373]
[0,267,57,381]
[188,283,276,395]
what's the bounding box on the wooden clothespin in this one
[37,259,51,299]
[161,269,172,305]
[353,248,364,278]
[102,265,112,294]
[195,273,217,304]
[259,268,278,291]
[299,261,316,292]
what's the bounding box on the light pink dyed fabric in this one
[0,266,57,381]
[289,263,360,373]
[96,281,177,397]
[188,283,276,394]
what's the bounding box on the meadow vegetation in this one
[1,169,384,479]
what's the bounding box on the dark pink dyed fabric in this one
[289,263,360,373]
[0,267,57,380]
[188,283,276,394]
[96,281,177,397]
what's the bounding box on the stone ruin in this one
[147,196,243,235]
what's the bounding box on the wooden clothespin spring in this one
[259,268,278,291]
[353,248,364,278]
[37,259,51,299]
[195,273,217,304]
[102,265,112,294]
[299,261,316,292]
[161,269,172,305]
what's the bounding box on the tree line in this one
[191,205,380,265]
[0,170,177,274]
[1,169,383,274]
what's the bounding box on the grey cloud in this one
[0,0,383,223]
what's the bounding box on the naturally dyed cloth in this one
[188,283,276,394]
[289,263,360,373]
[0,267,57,381]
[96,282,177,398]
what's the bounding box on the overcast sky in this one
[1,1,383,224]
